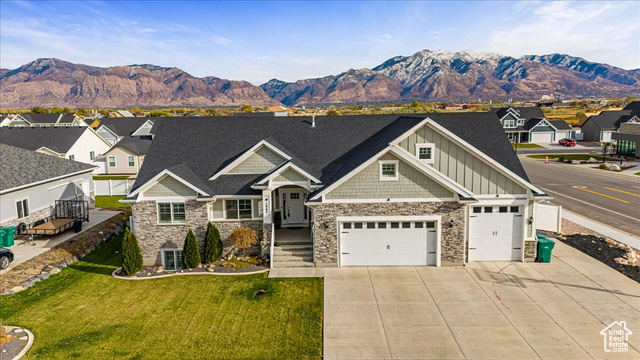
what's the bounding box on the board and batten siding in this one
[325,153,454,199]
[274,168,307,182]
[144,176,197,197]
[397,124,526,195]
[228,146,285,174]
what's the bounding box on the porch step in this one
[272,254,313,262]
[273,261,315,268]
[276,243,313,251]
[274,248,313,256]
[275,240,312,246]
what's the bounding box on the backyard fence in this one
[94,179,135,196]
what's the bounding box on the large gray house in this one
[492,107,573,143]
[123,114,548,270]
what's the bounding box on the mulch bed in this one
[557,234,640,283]
[116,260,268,278]
[0,327,29,359]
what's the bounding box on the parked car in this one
[559,138,576,147]
[0,248,14,269]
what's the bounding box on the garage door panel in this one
[340,221,437,266]
[469,206,523,261]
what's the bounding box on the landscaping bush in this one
[203,222,223,263]
[0,319,10,346]
[231,227,258,258]
[121,227,143,275]
[182,228,201,268]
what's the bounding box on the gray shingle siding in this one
[325,153,453,199]
[274,168,308,182]
[228,146,286,174]
[144,176,197,197]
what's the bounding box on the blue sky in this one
[1,1,639,84]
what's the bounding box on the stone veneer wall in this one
[524,240,537,261]
[312,202,466,266]
[1,206,55,228]
[132,200,263,265]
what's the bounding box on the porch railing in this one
[269,222,275,270]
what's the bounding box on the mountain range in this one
[1,49,639,109]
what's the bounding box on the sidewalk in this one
[1,208,120,274]
[563,209,640,250]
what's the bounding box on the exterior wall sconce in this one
[323,220,330,230]
[449,220,454,228]
[528,216,534,224]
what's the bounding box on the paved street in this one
[520,156,640,237]
[324,242,640,359]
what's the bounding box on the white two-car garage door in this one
[340,220,438,266]
[530,132,554,143]
[469,205,523,261]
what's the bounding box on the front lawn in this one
[95,195,130,209]
[512,143,544,149]
[0,236,323,360]
[527,154,604,161]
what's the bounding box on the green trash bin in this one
[4,226,16,247]
[0,228,7,248]
[536,236,555,263]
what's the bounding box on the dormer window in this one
[517,119,525,126]
[504,120,516,128]
[415,143,435,164]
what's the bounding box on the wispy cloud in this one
[213,36,232,45]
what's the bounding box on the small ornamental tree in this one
[204,222,223,263]
[121,227,143,275]
[182,228,201,268]
[231,227,258,258]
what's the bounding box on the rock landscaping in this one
[540,219,640,283]
[0,326,32,360]
[113,256,268,279]
[0,211,129,295]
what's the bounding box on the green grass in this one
[0,235,323,360]
[512,143,545,149]
[635,172,640,176]
[93,175,133,180]
[527,154,604,161]
[95,196,131,209]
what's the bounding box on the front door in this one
[281,190,306,226]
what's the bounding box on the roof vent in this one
[311,115,316,128]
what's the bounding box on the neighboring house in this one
[95,117,152,146]
[109,110,135,118]
[613,119,640,158]
[492,107,565,143]
[581,101,640,142]
[548,120,574,139]
[0,126,111,172]
[0,144,95,228]
[123,114,548,270]
[0,113,87,127]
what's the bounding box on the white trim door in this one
[280,189,307,226]
[469,205,523,261]
[340,220,438,266]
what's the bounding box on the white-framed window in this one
[379,160,398,181]
[225,199,253,220]
[504,120,516,128]
[415,143,435,164]
[162,249,184,271]
[517,119,525,126]
[127,156,135,167]
[69,154,75,161]
[16,199,29,219]
[108,156,116,167]
[157,202,186,224]
[89,151,95,161]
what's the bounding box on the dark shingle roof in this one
[112,136,152,155]
[493,107,545,120]
[583,110,633,130]
[132,113,530,196]
[98,117,149,137]
[549,120,572,130]
[0,143,94,192]
[622,101,640,115]
[19,113,62,124]
[0,127,87,153]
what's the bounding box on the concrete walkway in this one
[563,209,640,250]
[324,242,640,359]
[1,208,120,274]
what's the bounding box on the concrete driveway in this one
[324,241,640,359]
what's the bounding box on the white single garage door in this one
[530,132,554,143]
[469,205,523,261]
[340,220,437,266]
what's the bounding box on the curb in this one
[111,267,270,280]
[4,326,34,360]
